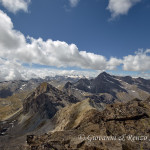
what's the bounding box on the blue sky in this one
[0,0,150,81]
[6,0,150,57]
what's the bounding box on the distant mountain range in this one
[64,72,150,103]
[0,75,81,99]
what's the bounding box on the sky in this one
[0,0,150,81]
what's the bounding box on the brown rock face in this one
[23,82,79,119]
[0,82,80,150]
[26,97,150,150]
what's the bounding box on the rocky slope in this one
[23,82,79,118]
[63,72,150,102]
[0,82,79,150]
[0,76,80,121]
[16,82,79,134]
[1,73,150,150]
[0,79,42,98]
[1,72,149,122]
[0,79,44,121]
[51,98,105,132]
[26,97,150,150]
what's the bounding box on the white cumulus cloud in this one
[0,9,150,82]
[69,0,80,7]
[107,0,141,19]
[123,49,150,71]
[107,57,123,70]
[0,10,121,72]
[0,58,99,81]
[0,58,23,81]
[0,0,31,13]
[0,10,26,51]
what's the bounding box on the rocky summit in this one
[23,82,79,118]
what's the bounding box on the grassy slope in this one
[0,92,30,121]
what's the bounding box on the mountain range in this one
[63,72,150,103]
[0,72,150,150]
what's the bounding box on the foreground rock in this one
[26,97,150,150]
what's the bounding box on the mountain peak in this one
[100,71,109,75]
[96,71,110,79]
[64,81,73,89]
[23,82,79,118]
[39,82,48,91]
[35,82,54,95]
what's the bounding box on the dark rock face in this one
[136,77,150,93]
[0,88,13,98]
[116,76,134,84]
[74,78,91,92]
[24,93,57,119]
[26,97,150,150]
[86,94,115,104]
[23,82,79,119]
[116,76,150,93]
[64,72,150,102]
[65,72,127,97]
[64,81,73,89]
[90,72,126,95]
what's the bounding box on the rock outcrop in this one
[26,97,150,150]
[23,82,79,119]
